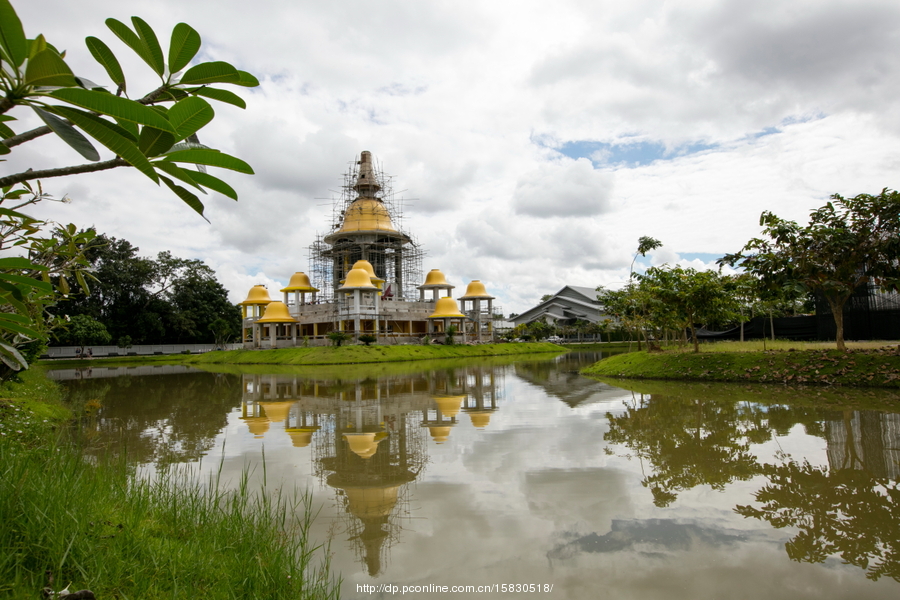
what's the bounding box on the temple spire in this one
[353,150,381,196]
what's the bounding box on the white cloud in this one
[9,0,900,315]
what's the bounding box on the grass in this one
[187,342,564,366]
[583,342,900,388]
[672,339,893,353]
[0,372,340,600]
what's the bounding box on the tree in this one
[0,1,258,216]
[327,331,351,347]
[0,183,98,376]
[736,460,900,582]
[57,234,240,344]
[638,265,740,353]
[55,314,111,348]
[0,2,258,371]
[720,190,900,350]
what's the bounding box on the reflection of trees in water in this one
[604,388,900,581]
[604,393,765,506]
[64,372,242,465]
[736,461,900,582]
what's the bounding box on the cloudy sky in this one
[11,0,900,314]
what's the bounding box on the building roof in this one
[511,285,607,326]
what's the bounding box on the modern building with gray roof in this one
[511,285,610,327]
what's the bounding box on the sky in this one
[9,0,900,315]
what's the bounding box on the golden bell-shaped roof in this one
[285,427,318,448]
[258,401,292,422]
[257,301,297,323]
[336,198,397,234]
[340,268,378,290]
[434,395,464,419]
[241,416,270,438]
[344,485,401,519]
[428,425,453,444]
[419,269,453,289]
[460,280,495,300]
[429,297,466,319]
[469,411,492,428]
[240,285,273,305]
[280,272,319,293]
[344,432,379,459]
[352,260,385,288]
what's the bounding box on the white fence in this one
[43,343,242,359]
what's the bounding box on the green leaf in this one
[159,174,207,219]
[113,117,139,141]
[162,148,254,174]
[138,126,175,156]
[153,160,203,191]
[235,71,260,87]
[75,270,90,294]
[0,0,27,68]
[27,34,47,59]
[189,170,238,200]
[48,88,177,133]
[179,61,241,86]
[168,23,201,74]
[105,18,141,51]
[85,36,125,85]
[0,121,13,137]
[0,272,53,292]
[0,257,34,269]
[0,312,31,324]
[32,106,100,162]
[0,142,8,155]
[167,96,214,140]
[0,341,30,369]
[23,48,77,87]
[189,86,246,109]
[131,16,165,77]
[52,106,159,183]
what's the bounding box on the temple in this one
[240,151,500,347]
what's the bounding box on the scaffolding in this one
[309,153,424,303]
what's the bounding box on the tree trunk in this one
[769,311,775,342]
[827,296,848,351]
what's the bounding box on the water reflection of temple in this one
[239,365,505,575]
[825,411,900,479]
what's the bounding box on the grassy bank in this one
[188,342,564,366]
[582,345,900,388]
[0,373,340,599]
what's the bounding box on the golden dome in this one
[280,272,319,293]
[286,427,318,448]
[241,416,270,438]
[344,485,400,519]
[340,268,378,290]
[352,260,385,287]
[257,301,297,323]
[336,198,397,234]
[460,280,495,300]
[258,401,292,422]
[420,269,452,288]
[429,297,465,319]
[469,411,492,428]
[434,395,464,418]
[240,285,273,305]
[428,425,453,444]
[344,432,379,459]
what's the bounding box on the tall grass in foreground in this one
[0,437,340,600]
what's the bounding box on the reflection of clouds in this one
[547,518,747,560]
[525,468,634,533]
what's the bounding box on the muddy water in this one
[52,353,900,599]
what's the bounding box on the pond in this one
[51,352,900,599]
